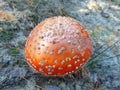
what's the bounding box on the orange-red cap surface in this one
[25,16,93,76]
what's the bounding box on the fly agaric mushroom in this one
[25,16,93,76]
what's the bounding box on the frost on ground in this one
[0,0,120,90]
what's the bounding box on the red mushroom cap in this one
[25,16,93,76]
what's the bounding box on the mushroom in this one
[25,16,93,76]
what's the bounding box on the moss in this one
[8,49,27,67]
[9,49,20,55]
[0,29,15,42]
[15,59,27,67]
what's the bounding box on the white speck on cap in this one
[61,60,65,64]
[73,55,79,59]
[58,67,63,70]
[76,66,79,69]
[39,68,43,72]
[67,64,72,68]
[66,57,71,61]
